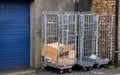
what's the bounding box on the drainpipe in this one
[74,0,79,11]
[114,0,119,68]
[74,0,79,58]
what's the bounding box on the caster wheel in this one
[68,68,72,73]
[88,67,92,71]
[41,65,46,70]
[83,67,87,72]
[60,69,64,74]
[104,64,108,68]
[97,65,100,69]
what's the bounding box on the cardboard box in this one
[41,42,74,61]
[54,58,75,67]
[42,44,58,61]
[69,50,75,58]
[44,50,75,67]
[60,44,74,53]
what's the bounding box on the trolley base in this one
[77,58,94,67]
[83,57,109,66]
[42,63,73,74]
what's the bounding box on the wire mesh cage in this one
[77,13,98,69]
[41,11,59,67]
[41,11,114,72]
[82,13,98,58]
[77,13,114,68]
[41,11,77,73]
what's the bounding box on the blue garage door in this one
[0,0,30,71]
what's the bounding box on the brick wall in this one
[91,0,116,14]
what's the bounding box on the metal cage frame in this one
[41,11,114,72]
[41,11,78,73]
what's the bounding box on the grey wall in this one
[30,0,35,68]
[30,0,74,68]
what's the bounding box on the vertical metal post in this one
[74,0,79,58]
[110,15,114,60]
[114,0,119,68]
[96,15,99,60]
[80,15,85,63]
[58,14,60,66]
[44,14,47,64]
[66,15,69,45]
[75,14,77,64]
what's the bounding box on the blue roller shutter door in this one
[0,0,30,71]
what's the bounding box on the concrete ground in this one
[1,67,120,75]
[32,68,120,75]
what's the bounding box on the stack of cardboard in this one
[42,42,75,67]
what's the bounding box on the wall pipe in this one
[114,0,119,68]
[74,0,79,11]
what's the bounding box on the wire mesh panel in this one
[58,13,77,68]
[41,11,77,72]
[65,12,80,59]
[77,14,83,63]
[98,15,113,60]
[81,13,98,58]
[41,11,59,66]
[64,12,79,64]
[42,11,59,44]
[77,13,114,67]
